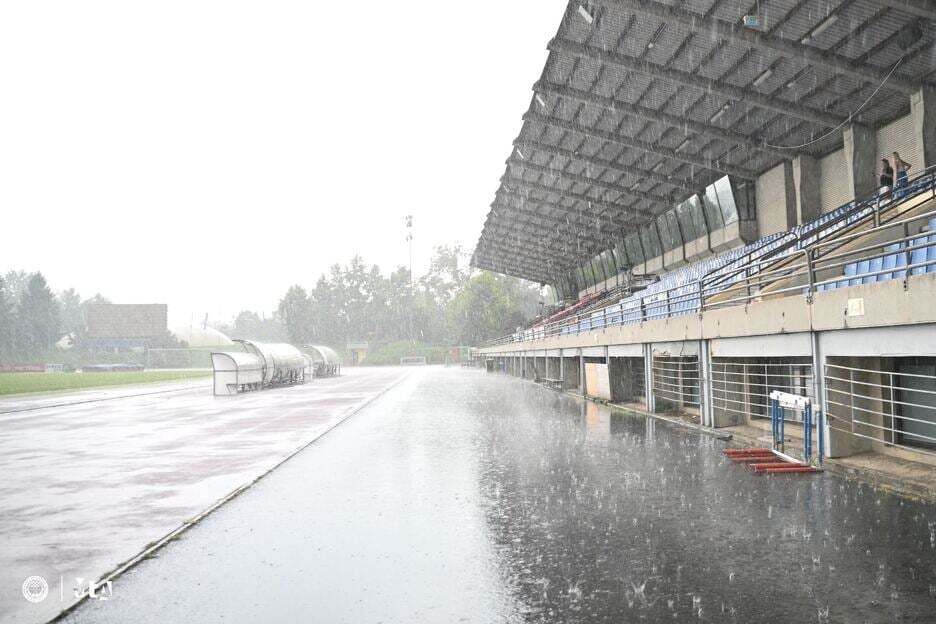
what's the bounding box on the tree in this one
[278,286,314,345]
[227,310,287,342]
[0,276,13,352]
[17,272,61,352]
[58,288,83,346]
[447,272,541,345]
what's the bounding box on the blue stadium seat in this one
[844,262,858,287]
[927,233,936,274]
[910,236,928,275]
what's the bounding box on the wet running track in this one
[54,368,936,624]
[0,367,410,624]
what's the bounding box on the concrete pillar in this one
[755,161,797,237]
[559,349,564,386]
[792,154,821,225]
[911,85,936,169]
[844,124,878,201]
[579,349,585,395]
[699,340,713,428]
[644,344,655,413]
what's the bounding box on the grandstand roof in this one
[471,0,936,285]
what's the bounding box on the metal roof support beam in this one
[502,175,651,229]
[497,188,635,233]
[525,111,757,180]
[472,253,561,280]
[488,202,614,246]
[482,218,590,250]
[591,0,920,95]
[478,233,580,261]
[874,0,936,20]
[534,80,797,159]
[483,220,611,258]
[547,38,846,128]
[513,136,698,193]
[472,248,566,277]
[471,258,555,284]
[506,157,670,213]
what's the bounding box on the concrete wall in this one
[819,148,849,213]
[756,161,796,238]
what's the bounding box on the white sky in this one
[1,1,563,324]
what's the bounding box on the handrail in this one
[481,165,936,348]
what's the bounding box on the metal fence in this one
[711,359,814,423]
[652,356,699,410]
[825,361,936,457]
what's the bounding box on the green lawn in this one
[0,370,211,396]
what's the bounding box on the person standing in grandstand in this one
[892,151,912,199]
[880,156,893,191]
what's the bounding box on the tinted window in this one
[624,233,644,264]
[602,250,617,278]
[702,185,724,230]
[714,176,738,225]
[657,210,682,251]
[640,225,662,259]
[732,179,756,221]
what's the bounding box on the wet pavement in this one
[58,368,936,624]
[0,367,411,624]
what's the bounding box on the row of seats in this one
[511,167,936,342]
[817,218,936,291]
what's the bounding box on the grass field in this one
[0,370,211,396]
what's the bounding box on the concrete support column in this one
[699,340,713,428]
[811,331,831,460]
[844,124,878,201]
[792,155,821,225]
[755,161,797,237]
[644,344,655,413]
[911,86,936,169]
[579,349,585,396]
[559,349,564,387]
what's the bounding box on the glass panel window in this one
[614,238,629,269]
[688,195,707,237]
[657,210,682,251]
[624,233,644,264]
[676,199,698,241]
[640,225,662,259]
[582,261,595,288]
[714,176,738,225]
[602,250,617,278]
[732,179,756,221]
[702,185,724,230]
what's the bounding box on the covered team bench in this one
[210,351,264,396]
[303,344,341,377]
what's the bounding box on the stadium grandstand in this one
[472,1,936,466]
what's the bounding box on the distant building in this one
[84,304,169,351]
[347,341,368,365]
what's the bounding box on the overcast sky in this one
[1,1,562,324]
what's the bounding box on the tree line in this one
[270,246,543,349]
[1,246,543,362]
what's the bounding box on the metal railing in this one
[481,165,936,348]
[711,360,814,422]
[651,356,700,410]
[825,361,936,457]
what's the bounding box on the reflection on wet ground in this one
[64,369,935,623]
[1,367,410,624]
